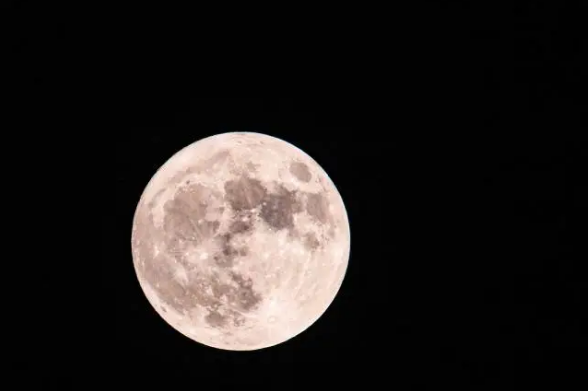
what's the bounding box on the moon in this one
[131,132,350,351]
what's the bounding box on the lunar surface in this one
[131,132,350,351]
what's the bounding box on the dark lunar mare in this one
[305,192,330,224]
[224,176,267,211]
[260,183,303,230]
[214,210,255,269]
[138,176,336,330]
[162,183,220,243]
[136,183,264,329]
[289,161,312,182]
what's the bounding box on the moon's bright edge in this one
[131,132,350,351]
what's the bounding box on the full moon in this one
[131,132,350,351]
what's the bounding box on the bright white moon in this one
[131,132,350,351]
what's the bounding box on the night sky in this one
[8,1,584,388]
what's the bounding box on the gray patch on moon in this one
[205,310,227,327]
[162,184,221,242]
[214,233,241,268]
[136,180,264,332]
[232,312,246,327]
[224,176,267,211]
[289,161,312,182]
[260,183,302,230]
[213,211,255,268]
[228,214,254,235]
[303,232,321,250]
[229,271,262,311]
[305,192,330,224]
[200,272,262,328]
[140,251,263,330]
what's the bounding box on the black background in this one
[8,0,585,389]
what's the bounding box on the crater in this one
[260,184,303,230]
[289,161,312,182]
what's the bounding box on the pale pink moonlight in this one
[131,132,351,351]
